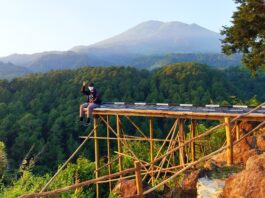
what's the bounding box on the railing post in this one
[94,118,100,198]
[134,161,143,197]
[225,117,233,166]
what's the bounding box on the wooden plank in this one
[225,117,233,165]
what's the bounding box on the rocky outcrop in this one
[211,133,265,166]
[223,153,265,198]
[111,179,152,198]
[182,169,207,190]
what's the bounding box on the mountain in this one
[27,51,111,72]
[0,21,240,73]
[72,20,222,54]
[0,61,30,79]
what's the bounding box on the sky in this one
[0,0,237,57]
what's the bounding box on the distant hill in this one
[0,20,241,73]
[0,61,30,79]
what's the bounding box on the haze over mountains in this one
[0,20,241,77]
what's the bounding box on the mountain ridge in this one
[0,20,239,76]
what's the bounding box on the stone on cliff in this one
[223,153,265,198]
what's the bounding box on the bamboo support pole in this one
[106,115,112,191]
[149,117,154,186]
[19,167,136,198]
[224,117,233,166]
[236,121,240,140]
[134,161,144,197]
[190,120,196,162]
[79,136,178,142]
[94,118,100,198]
[116,115,123,174]
[178,119,185,166]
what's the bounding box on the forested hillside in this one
[0,63,265,196]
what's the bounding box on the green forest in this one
[0,62,265,197]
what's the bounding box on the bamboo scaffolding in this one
[100,115,150,175]
[143,119,178,181]
[114,151,176,174]
[20,115,262,198]
[163,133,179,179]
[26,102,264,198]
[147,102,265,168]
[143,120,265,195]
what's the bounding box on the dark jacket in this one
[81,86,101,104]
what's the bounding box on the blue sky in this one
[0,0,237,57]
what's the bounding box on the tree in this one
[221,0,265,74]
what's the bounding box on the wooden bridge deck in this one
[93,103,265,121]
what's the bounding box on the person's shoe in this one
[79,117,83,122]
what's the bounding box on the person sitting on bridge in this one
[79,81,101,125]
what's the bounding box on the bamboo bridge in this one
[20,102,265,198]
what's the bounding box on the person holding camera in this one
[79,81,101,125]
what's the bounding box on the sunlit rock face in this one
[223,153,265,198]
